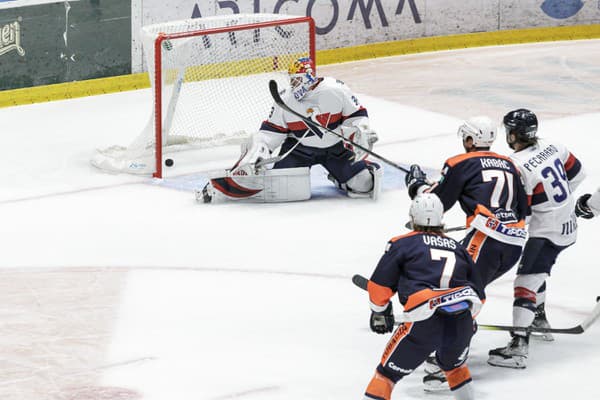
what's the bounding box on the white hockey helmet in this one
[288,57,317,101]
[409,193,444,228]
[457,116,497,148]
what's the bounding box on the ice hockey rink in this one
[1,39,599,399]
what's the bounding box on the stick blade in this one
[352,274,369,291]
[268,80,282,104]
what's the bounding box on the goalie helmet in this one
[409,193,444,229]
[503,108,538,146]
[457,116,496,148]
[288,57,317,101]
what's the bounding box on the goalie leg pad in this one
[200,167,311,203]
[345,163,382,199]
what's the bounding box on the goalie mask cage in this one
[92,14,315,178]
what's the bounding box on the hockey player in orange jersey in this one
[362,193,485,400]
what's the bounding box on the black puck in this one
[165,158,174,167]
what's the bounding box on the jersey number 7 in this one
[430,248,456,288]
[482,170,514,209]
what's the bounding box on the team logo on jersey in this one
[303,108,330,138]
[485,218,499,230]
[314,112,331,127]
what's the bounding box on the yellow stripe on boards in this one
[1,24,599,108]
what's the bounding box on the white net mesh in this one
[92,14,313,175]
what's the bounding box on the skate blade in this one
[423,380,449,392]
[423,374,449,392]
[530,332,555,342]
[487,355,527,369]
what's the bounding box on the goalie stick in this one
[268,80,409,174]
[351,274,600,334]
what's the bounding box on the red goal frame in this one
[151,16,316,178]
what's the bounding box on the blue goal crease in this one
[154,164,439,197]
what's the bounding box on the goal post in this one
[92,14,316,178]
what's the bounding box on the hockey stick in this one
[352,274,600,334]
[403,222,467,233]
[230,126,314,173]
[268,80,409,174]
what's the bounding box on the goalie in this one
[199,57,381,203]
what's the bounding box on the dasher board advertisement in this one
[131,0,600,72]
[0,0,130,91]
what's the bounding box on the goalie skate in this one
[196,182,227,204]
[488,335,528,369]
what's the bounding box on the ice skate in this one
[488,335,529,369]
[422,354,449,392]
[531,303,554,341]
[195,182,226,203]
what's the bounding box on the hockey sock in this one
[513,286,537,329]
[364,371,394,400]
[536,282,547,307]
[444,365,472,392]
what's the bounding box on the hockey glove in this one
[342,123,378,161]
[232,134,272,176]
[405,164,428,199]
[370,302,395,334]
[575,193,594,219]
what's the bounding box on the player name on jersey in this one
[521,144,559,171]
[422,234,457,250]
[479,157,512,170]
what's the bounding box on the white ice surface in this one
[0,42,599,399]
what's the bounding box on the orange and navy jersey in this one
[259,77,369,149]
[428,151,528,225]
[368,231,485,314]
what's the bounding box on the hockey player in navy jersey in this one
[363,193,484,400]
[200,57,381,203]
[404,116,528,389]
[575,187,600,219]
[487,109,586,369]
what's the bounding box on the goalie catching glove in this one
[231,133,273,176]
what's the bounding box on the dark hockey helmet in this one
[503,108,538,145]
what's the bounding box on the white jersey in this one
[510,138,585,246]
[258,77,369,150]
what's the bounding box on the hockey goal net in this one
[92,14,315,178]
